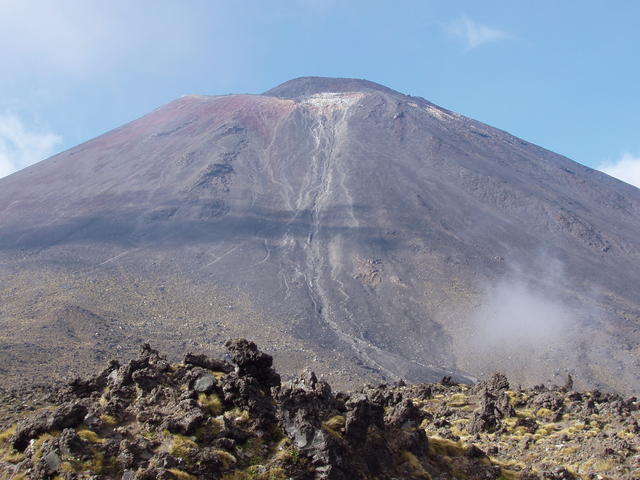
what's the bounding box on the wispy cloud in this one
[0,1,229,79]
[447,15,511,50]
[599,153,640,188]
[0,115,62,179]
[0,1,115,76]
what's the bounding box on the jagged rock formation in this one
[0,341,638,479]
[0,77,639,393]
[467,373,515,434]
[0,342,484,479]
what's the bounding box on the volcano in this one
[1,77,639,394]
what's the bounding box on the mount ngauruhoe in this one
[1,77,639,394]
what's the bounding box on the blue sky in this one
[1,0,639,186]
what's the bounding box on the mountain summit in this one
[0,77,639,394]
[263,76,404,99]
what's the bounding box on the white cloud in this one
[0,1,223,79]
[0,114,62,179]
[599,153,640,188]
[0,1,114,76]
[447,15,511,49]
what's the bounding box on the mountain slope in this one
[0,77,639,393]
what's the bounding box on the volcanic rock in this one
[0,340,639,479]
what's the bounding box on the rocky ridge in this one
[1,341,639,479]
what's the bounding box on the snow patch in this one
[424,105,454,121]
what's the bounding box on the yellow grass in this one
[198,393,223,415]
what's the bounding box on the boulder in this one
[192,374,217,393]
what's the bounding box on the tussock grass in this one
[321,415,345,440]
[449,424,470,441]
[0,426,16,444]
[535,408,554,419]
[324,415,345,430]
[515,408,534,418]
[0,425,24,464]
[399,450,432,479]
[534,423,558,436]
[168,434,197,459]
[99,414,117,425]
[214,449,237,468]
[427,436,465,458]
[60,452,109,475]
[558,446,578,457]
[225,408,250,425]
[498,468,520,480]
[167,468,198,480]
[241,437,266,465]
[195,417,224,442]
[616,429,635,439]
[447,393,469,407]
[198,392,223,415]
[77,429,104,444]
[579,457,617,473]
[222,467,287,480]
[33,432,60,460]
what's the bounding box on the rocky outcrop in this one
[0,341,499,480]
[468,373,515,434]
[1,342,639,480]
[224,338,281,388]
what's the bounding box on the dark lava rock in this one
[344,393,384,443]
[384,398,424,429]
[162,407,206,435]
[184,352,233,373]
[58,428,91,460]
[67,360,119,398]
[224,338,281,388]
[11,401,88,451]
[5,339,636,480]
[467,386,514,434]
